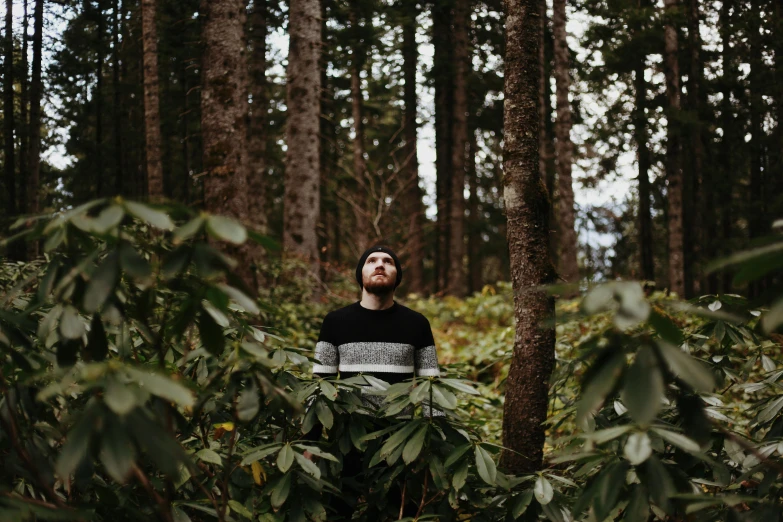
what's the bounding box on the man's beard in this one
[363,272,396,295]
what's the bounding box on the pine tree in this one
[142,0,163,201]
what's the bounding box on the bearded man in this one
[310,246,441,519]
[313,245,441,384]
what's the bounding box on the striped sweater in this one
[313,301,440,383]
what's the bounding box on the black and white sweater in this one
[313,301,440,383]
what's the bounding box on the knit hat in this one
[356,246,403,289]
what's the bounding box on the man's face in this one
[362,253,397,294]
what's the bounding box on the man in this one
[312,245,441,385]
[310,245,441,518]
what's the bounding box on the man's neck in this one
[360,290,395,310]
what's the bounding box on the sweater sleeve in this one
[313,313,339,377]
[414,316,440,377]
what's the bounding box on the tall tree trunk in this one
[247,0,268,234]
[748,0,764,240]
[501,0,556,474]
[684,0,703,297]
[283,0,322,272]
[433,0,453,293]
[552,0,579,287]
[718,0,734,294]
[113,0,124,196]
[663,0,684,297]
[402,0,425,294]
[142,0,163,201]
[28,0,43,223]
[349,0,369,253]
[467,128,482,294]
[539,0,557,265]
[180,58,191,203]
[201,0,256,289]
[634,58,655,282]
[19,0,29,216]
[775,0,783,215]
[447,0,469,297]
[96,0,105,198]
[4,0,17,226]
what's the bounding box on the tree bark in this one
[113,0,124,196]
[748,0,764,240]
[402,0,425,294]
[4,0,17,224]
[552,0,578,287]
[775,0,783,214]
[349,0,369,253]
[433,0,453,293]
[717,0,734,294]
[467,128,482,294]
[683,0,703,297]
[283,0,322,271]
[663,0,684,297]
[201,0,257,289]
[501,0,556,474]
[634,58,654,282]
[247,0,268,234]
[96,0,106,198]
[539,0,557,265]
[27,0,43,227]
[19,0,29,216]
[142,0,163,201]
[447,0,469,297]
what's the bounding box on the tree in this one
[283,0,322,271]
[349,0,369,253]
[401,0,425,294]
[200,0,256,288]
[447,0,470,297]
[500,0,556,474]
[552,0,578,286]
[95,0,106,197]
[142,0,164,201]
[4,0,17,226]
[247,0,268,235]
[663,0,684,297]
[27,0,43,245]
[112,0,124,196]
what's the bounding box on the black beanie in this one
[356,246,403,289]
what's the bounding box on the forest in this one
[1,0,782,520]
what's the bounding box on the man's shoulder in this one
[394,303,430,324]
[323,302,359,321]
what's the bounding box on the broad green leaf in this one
[439,378,480,395]
[277,444,294,473]
[294,452,321,479]
[651,427,701,453]
[237,383,260,421]
[292,445,339,462]
[380,421,421,458]
[93,205,125,233]
[648,311,683,345]
[589,425,632,445]
[171,506,192,522]
[319,380,338,401]
[126,368,195,407]
[624,432,653,465]
[624,485,650,522]
[705,240,783,273]
[217,283,259,314]
[228,500,253,520]
[622,346,664,425]
[759,395,783,423]
[533,475,554,505]
[315,399,334,429]
[270,473,293,508]
[431,384,458,409]
[643,456,674,512]
[119,242,152,279]
[409,380,431,404]
[402,425,428,464]
[577,350,625,424]
[173,216,205,244]
[762,298,783,333]
[100,419,136,483]
[240,443,282,465]
[444,443,472,467]
[56,407,97,479]
[59,306,85,340]
[474,445,497,485]
[206,215,247,244]
[125,201,174,230]
[104,378,138,416]
[195,449,222,466]
[84,252,119,313]
[657,340,715,392]
[452,460,469,490]
[512,490,534,519]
